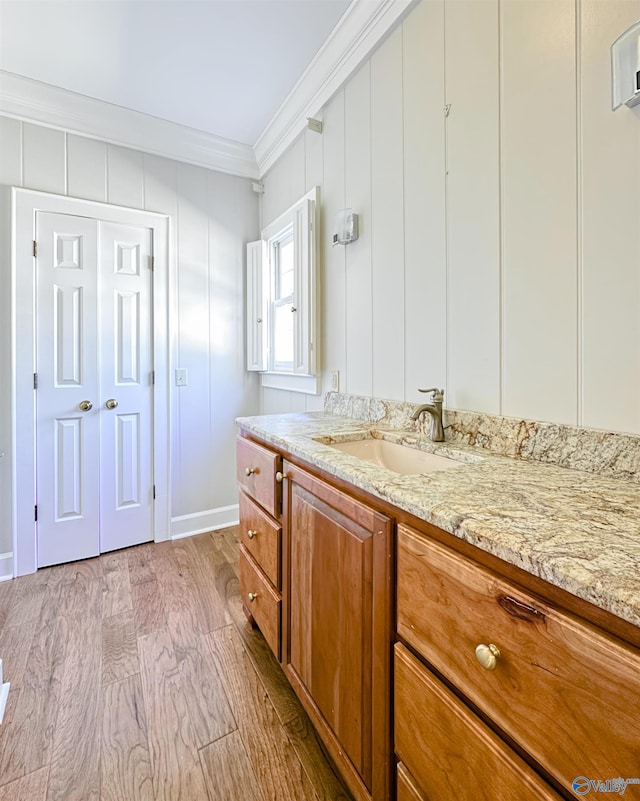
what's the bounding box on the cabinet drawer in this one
[239,491,281,589]
[397,763,426,801]
[394,644,561,801]
[237,437,281,518]
[240,547,281,661]
[397,525,640,794]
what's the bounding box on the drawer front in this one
[397,763,427,801]
[239,491,281,589]
[237,437,281,518]
[397,525,640,794]
[395,644,562,801]
[240,547,281,661]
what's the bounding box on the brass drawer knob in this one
[245,467,256,476]
[275,471,288,483]
[248,592,258,603]
[247,529,257,539]
[475,643,501,670]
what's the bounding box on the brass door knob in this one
[475,643,501,670]
[105,398,118,410]
[275,471,288,483]
[247,529,257,539]
[245,467,256,476]
[79,400,93,412]
[248,592,258,603]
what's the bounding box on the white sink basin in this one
[328,438,465,475]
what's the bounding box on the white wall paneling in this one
[580,0,640,433]
[107,145,145,209]
[403,0,446,405]
[0,119,260,565]
[501,0,578,424]
[370,27,405,401]
[321,91,348,396]
[0,116,21,186]
[345,62,373,397]
[259,0,640,437]
[445,0,501,414]
[67,135,107,202]
[23,123,66,194]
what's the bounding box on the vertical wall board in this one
[289,133,306,203]
[23,123,65,193]
[580,0,640,434]
[321,90,347,396]
[262,152,291,227]
[305,125,324,191]
[0,187,13,555]
[370,27,405,401]
[0,116,22,186]
[445,0,501,414]
[67,135,107,202]
[261,387,281,414]
[207,170,246,506]
[344,61,373,398]
[174,163,211,516]
[233,177,262,418]
[403,0,446,404]
[107,145,144,209]
[501,0,578,424]
[305,394,325,412]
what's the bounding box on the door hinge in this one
[34,504,38,522]
[151,370,155,385]
[33,240,38,258]
[33,372,38,390]
[151,256,155,271]
[153,485,156,500]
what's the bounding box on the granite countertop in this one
[236,411,640,630]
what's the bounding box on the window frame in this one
[247,186,320,394]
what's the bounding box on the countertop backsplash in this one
[324,392,640,484]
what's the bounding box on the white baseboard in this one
[0,553,13,582]
[0,660,9,724]
[170,505,239,540]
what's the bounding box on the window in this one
[246,186,320,394]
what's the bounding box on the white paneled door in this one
[36,211,154,567]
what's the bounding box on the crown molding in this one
[0,71,259,179]
[254,0,419,177]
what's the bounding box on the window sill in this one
[260,372,321,395]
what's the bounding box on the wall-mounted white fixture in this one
[332,208,359,246]
[307,117,323,134]
[611,20,640,110]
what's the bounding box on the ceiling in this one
[0,0,352,146]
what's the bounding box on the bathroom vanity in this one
[236,400,640,801]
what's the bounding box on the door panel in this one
[36,212,153,566]
[36,212,100,567]
[99,221,153,552]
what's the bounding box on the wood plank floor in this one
[0,528,353,801]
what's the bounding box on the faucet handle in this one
[418,387,444,401]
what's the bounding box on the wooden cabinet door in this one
[282,461,393,801]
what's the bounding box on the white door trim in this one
[11,188,170,576]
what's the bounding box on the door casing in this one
[11,188,170,576]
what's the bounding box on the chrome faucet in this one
[411,388,445,442]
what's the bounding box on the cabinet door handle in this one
[248,592,258,603]
[247,529,257,539]
[245,467,256,476]
[475,643,501,670]
[275,471,288,483]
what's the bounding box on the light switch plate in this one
[331,370,340,392]
[175,368,188,387]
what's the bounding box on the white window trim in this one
[249,186,320,395]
